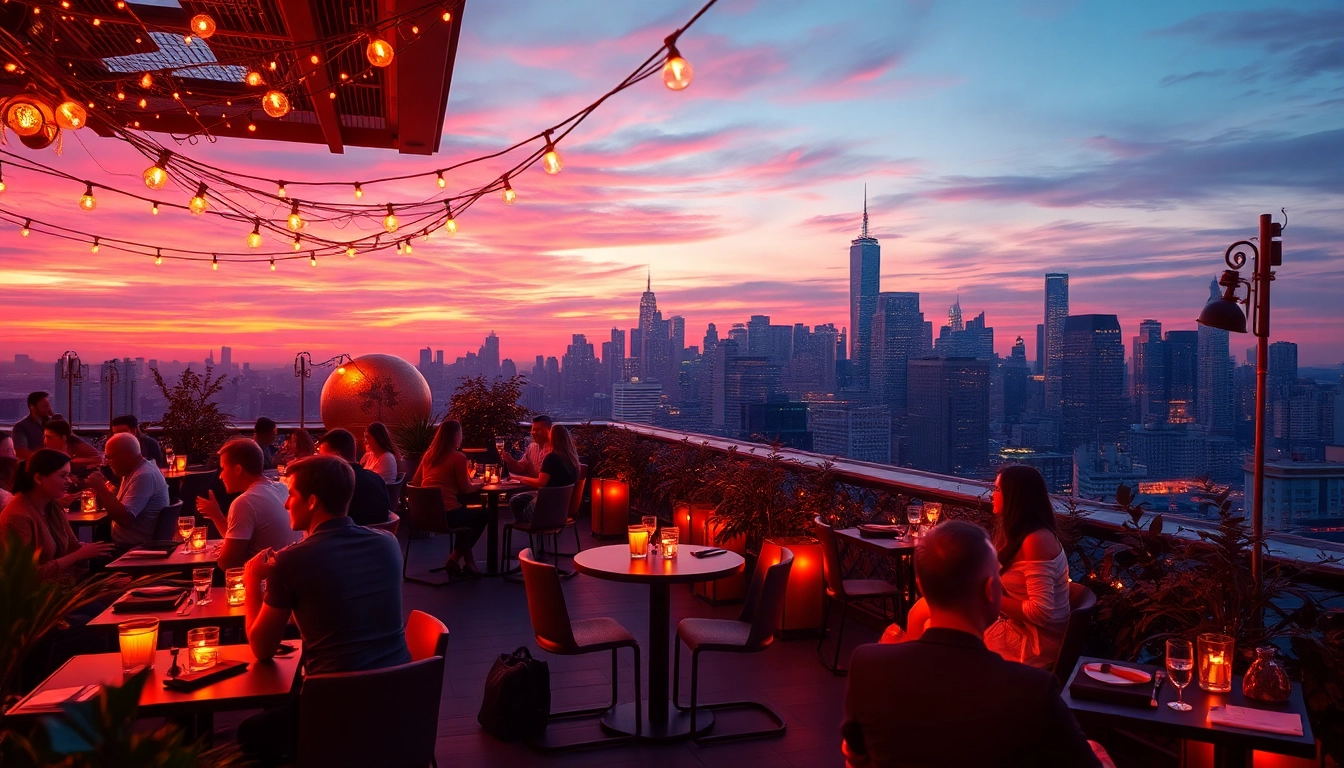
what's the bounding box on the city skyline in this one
[0,0,1340,365]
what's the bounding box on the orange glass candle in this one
[187,626,219,672]
[628,525,650,559]
[225,567,245,606]
[118,618,158,674]
[190,526,208,553]
[1198,633,1234,693]
[660,527,679,558]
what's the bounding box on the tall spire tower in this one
[862,184,869,239]
[850,186,881,392]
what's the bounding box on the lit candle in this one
[1198,632,1234,693]
[628,525,650,559]
[187,627,219,672]
[175,455,188,473]
[191,526,208,553]
[660,527,679,558]
[225,567,245,606]
[117,618,159,675]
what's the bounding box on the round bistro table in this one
[479,480,525,575]
[573,544,745,741]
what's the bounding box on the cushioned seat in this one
[816,517,900,675]
[836,578,899,598]
[565,617,636,651]
[675,618,752,652]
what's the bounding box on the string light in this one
[190,14,217,39]
[662,39,693,90]
[262,90,290,118]
[248,221,263,248]
[155,248,162,265]
[366,37,395,68]
[79,183,96,211]
[309,251,317,267]
[286,201,305,231]
[188,182,208,214]
[443,202,457,234]
[277,182,287,198]
[270,256,276,271]
[150,201,159,215]
[0,162,5,192]
[245,71,264,87]
[309,54,320,65]
[211,253,218,270]
[395,240,404,254]
[90,237,99,253]
[139,73,153,89]
[383,204,398,233]
[443,10,452,21]
[347,245,356,258]
[292,234,302,250]
[142,150,171,190]
[436,171,445,189]
[404,239,412,254]
[501,177,516,204]
[354,182,363,199]
[54,101,87,130]
[542,132,562,174]
[20,219,30,236]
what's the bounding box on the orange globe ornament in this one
[54,101,87,130]
[189,14,216,39]
[662,44,693,91]
[320,354,432,447]
[262,90,290,118]
[5,98,48,137]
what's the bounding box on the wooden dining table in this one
[88,587,246,639]
[106,540,223,574]
[573,544,746,741]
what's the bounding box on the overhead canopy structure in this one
[0,0,464,154]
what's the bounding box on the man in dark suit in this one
[842,521,1108,768]
[315,429,390,526]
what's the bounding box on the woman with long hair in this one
[277,429,315,466]
[895,465,1070,669]
[411,420,486,576]
[361,422,401,482]
[512,424,579,524]
[0,449,114,582]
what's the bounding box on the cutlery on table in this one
[176,595,195,616]
[1149,670,1165,707]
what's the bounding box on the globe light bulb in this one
[189,183,208,215]
[501,178,516,204]
[286,201,304,231]
[190,14,216,39]
[436,171,445,189]
[155,249,162,265]
[140,72,153,89]
[20,219,31,236]
[262,90,290,118]
[5,100,45,137]
[442,10,452,22]
[444,216,457,235]
[79,184,97,211]
[404,240,413,254]
[151,202,159,215]
[396,240,404,255]
[337,365,346,374]
[542,144,562,175]
[143,164,168,189]
[383,204,399,233]
[270,257,276,271]
[366,37,394,67]
[248,223,262,248]
[354,182,363,199]
[662,44,693,91]
[245,71,264,87]
[54,101,87,130]
[212,253,218,271]
[346,245,356,258]
[91,237,99,253]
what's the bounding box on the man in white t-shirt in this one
[199,438,301,570]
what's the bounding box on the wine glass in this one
[906,502,923,536]
[164,448,176,473]
[494,437,506,459]
[467,461,477,479]
[177,515,196,550]
[1166,638,1195,712]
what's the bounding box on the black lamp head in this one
[1197,270,1248,333]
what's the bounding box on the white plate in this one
[1083,663,1152,686]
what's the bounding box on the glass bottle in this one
[1242,646,1292,704]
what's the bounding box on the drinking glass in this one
[660,527,679,558]
[906,502,923,536]
[641,515,659,534]
[1198,633,1234,693]
[628,525,650,558]
[495,437,506,458]
[164,448,176,472]
[925,503,942,527]
[275,461,287,478]
[190,526,208,553]
[1166,638,1195,712]
[177,515,196,544]
[80,489,96,514]
[225,567,246,606]
[118,618,158,675]
[467,461,477,479]
[193,567,214,606]
[175,455,188,473]
[187,626,220,672]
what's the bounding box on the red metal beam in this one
[388,1,462,155]
[271,0,344,154]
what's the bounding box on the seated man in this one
[110,415,166,468]
[314,429,389,526]
[239,455,410,762]
[254,417,279,470]
[42,418,103,474]
[842,521,1106,768]
[11,391,53,461]
[503,415,552,520]
[197,439,301,571]
[83,432,170,551]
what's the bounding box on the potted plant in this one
[393,412,439,481]
[447,376,531,453]
[149,366,232,465]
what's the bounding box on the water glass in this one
[660,527,679,558]
[187,626,220,672]
[925,503,942,526]
[225,567,246,606]
[191,526,208,553]
[906,502,923,536]
[177,515,196,543]
[164,448,175,471]
[628,525,650,559]
[1166,638,1195,711]
[118,618,158,675]
[193,567,213,606]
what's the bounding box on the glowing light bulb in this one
[277,182,287,198]
[309,54,320,65]
[286,201,304,231]
[354,182,363,199]
[140,72,153,89]
[190,14,216,39]
[396,241,404,255]
[542,141,562,175]
[79,184,97,211]
[138,98,147,108]
[292,234,302,250]
[366,38,394,68]
[90,237,99,253]
[501,178,516,204]
[20,219,31,236]
[436,171,445,189]
[310,252,317,267]
[404,240,413,254]
[442,10,451,22]
[444,216,457,235]
[155,249,162,265]
[245,71,263,87]
[662,44,693,91]
[270,257,276,271]
[212,254,219,271]
[383,204,398,233]
[189,183,209,215]
[346,245,356,258]
[248,222,263,248]
[337,364,346,374]
[55,101,87,130]
[143,151,170,190]
[262,90,290,118]
[150,201,159,215]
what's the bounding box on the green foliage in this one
[592,426,661,512]
[796,460,864,529]
[447,376,531,449]
[1,669,245,767]
[651,439,724,514]
[149,366,232,458]
[393,412,440,458]
[0,533,135,702]
[706,448,810,553]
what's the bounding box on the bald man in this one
[84,432,170,550]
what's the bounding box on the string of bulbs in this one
[0,0,718,269]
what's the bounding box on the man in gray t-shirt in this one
[199,439,301,570]
[86,433,170,550]
[11,391,53,461]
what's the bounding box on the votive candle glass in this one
[628,525,650,559]
[187,626,220,672]
[118,618,159,675]
[225,567,246,606]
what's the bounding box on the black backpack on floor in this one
[478,647,551,742]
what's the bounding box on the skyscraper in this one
[479,332,500,379]
[1003,337,1029,425]
[1198,281,1234,436]
[1164,330,1198,423]
[638,271,658,374]
[870,292,930,418]
[849,188,880,392]
[561,335,595,408]
[1060,314,1127,454]
[809,401,892,463]
[1132,320,1166,424]
[1268,341,1298,393]
[906,357,991,475]
[1043,273,1069,413]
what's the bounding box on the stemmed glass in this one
[906,502,924,537]
[1165,638,1195,712]
[467,461,477,479]
[177,515,196,550]
[494,437,506,460]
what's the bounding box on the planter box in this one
[760,537,825,635]
[589,478,631,538]
[691,511,747,605]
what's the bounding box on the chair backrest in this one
[566,465,588,519]
[530,485,574,532]
[739,548,793,649]
[298,657,444,768]
[1053,583,1099,684]
[519,548,577,652]
[178,469,223,516]
[813,516,846,596]
[403,485,449,534]
[367,511,399,536]
[151,500,184,541]
[406,609,449,662]
[385,473,406,513]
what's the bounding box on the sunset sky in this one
[2,0,1341,367]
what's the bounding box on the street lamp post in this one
[1197,211,1284,591]
[294,352,356,430]
[102,360,120,429]
[58,351,86,424]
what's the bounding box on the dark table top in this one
[836,528,917,553]
[574,544,745,585]
[66,509,108,526]
[88,587,246,630]
[106,541,223,571]
[1062,656,1316,758]
[5,641,302,719]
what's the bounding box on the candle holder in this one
[186,626,220,672]
[628,525,650,559]
[1198,632,1234,693]
[190,526,208,553]
[118,618,159,675]
[225,567,246,606]
[81,490,96,514]
[174,455,188,474]
[660,527,679,558]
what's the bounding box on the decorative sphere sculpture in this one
[319,354,431,445]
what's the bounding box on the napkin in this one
[1208,705,1303,736]
[857,524,903,539]
[112,589,188,613]
[24,685,99,710]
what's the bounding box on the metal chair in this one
[673,547,793,743]
[555,464,587,558]
[815,517,900,675]
[401,485,472,586]
[385,472,407,514]
[150,500,184,541]
[297,657,445,768]
[502,485,574,577]
[519,548,640,749]
[1052,583,1099,685]
[368,511,400,536]
[406,609,449,662]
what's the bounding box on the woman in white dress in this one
[360,422,401,482]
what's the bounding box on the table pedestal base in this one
[600,702,714,742]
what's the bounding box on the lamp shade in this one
[1197,297,1247,334]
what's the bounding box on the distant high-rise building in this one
[1164,330,1198,423]
[1003,337,1029,425]
[638,272,658,375]
[602,327,626,389]
[849,188,881,391]
[711,340,781,437]
[612,379,662,424]
[809,402,891,464]
[501,359,517,379]
[220,346,232,372]
[906,357,991,475]
[480,332,500,378]
[1268,341,1298,393]
[1132,320,1166,424]
[1043,273,1069,413]
[1035,323,1045,375]
[789,323,838,395]
[561,335,596,408]
[947,298,964,332]
[702,323,718,355]
[1060,314,1127,454]
[936,309,994,359]
[1198,281,1234,436]
[745,402,812,450]
[870,292,930,418]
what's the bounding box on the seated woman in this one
[898,465,1070,669]
[0,449,114,582]
[361,422,401,482]
[411,420,486,577]
[275,429,315,467]
[510,424,579,524]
